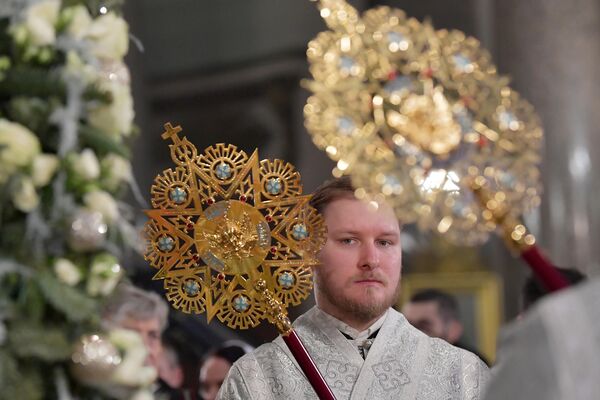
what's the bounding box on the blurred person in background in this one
[485,276,600,400]
[402,288,489,365]
[199,341,252,400]
[102,283,178,397]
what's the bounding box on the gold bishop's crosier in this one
[144,123,325,333]
[304,0,543,246]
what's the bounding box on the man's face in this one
[121,317,163,369]
[402,301,448,339]
[199,356,232,400]
[314,197,402,325]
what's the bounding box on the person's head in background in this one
[101,283,169,370]
[199,341,252,400]
[521,267,586,311]
[158,339,185,390]
[402,288,463,344]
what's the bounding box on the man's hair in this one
[522,267,586,310]
[202,340,253,367]
[409,289,459,323]
[101,283,169,332]
[309,176,355,215]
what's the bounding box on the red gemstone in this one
[192,254,200,261]
[266,215,273,222]
[207,198,214,205]
[240,195,247,202]
[387,70,397,81]
[270,246,277,254]
[217,273,225,280]
[186,223,194,231]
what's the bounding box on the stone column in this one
[495,0,600,276]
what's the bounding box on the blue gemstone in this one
[453,53,473,72]
[184,279,200,296]
[170,187,187,204]
[266,178,282,195]
[233,295,250,312]
[157,236,175,252]
[278,272,295,288]
[336,116,356,136]
[387,31,408,51]
[292,224,308,240]
[339,56,357,75]
[215,163,232,180]
[384,76,413,96]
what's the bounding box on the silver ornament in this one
[70,334,121,385]
[67,210,108,252]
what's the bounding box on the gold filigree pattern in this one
[150,167,195,210]
[164,269,207,314]
[216,289,264,330]
[271,266,314,307]
[144,123,326,330]
[305,0,543,245]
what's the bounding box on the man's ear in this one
[446,320,463,344]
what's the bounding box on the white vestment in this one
[218,307,489,399]
[484,277,600,400]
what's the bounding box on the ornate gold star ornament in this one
[144,123,326,332]
[304,0,543,247]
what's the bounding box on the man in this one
[102,283,180,399]
[199,342,252,400]
[218,177,489,399]
[402,289,464,344]
[402,289,488,365]
[484,277,600,400]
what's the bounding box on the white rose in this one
[101,153,132,190]
[84,190,119,223]
[88,80,134,137]
[24,0,60,46]
[64,5,92,40]
[72,148,101,181]
[86,12,128,60]
[109,329,157,387]
[11,176,40,212]
[0,119,41,183]
[86,253,123,297]
[53,258,82,286]
[32,153,60,187]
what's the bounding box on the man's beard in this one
[315,270,401,323]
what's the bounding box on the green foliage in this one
[80,124,131,158]
[0,351,44,400]
[37,271,99,323]
[8,322,72,361]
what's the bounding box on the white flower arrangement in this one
[53,257,82,286]
[0,1,146,398]
[86,253,124,296]
[22,0,60,46]
[0,118,41,183]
